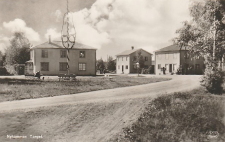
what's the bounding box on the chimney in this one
[48,35,51,43]
[131,46,134,50]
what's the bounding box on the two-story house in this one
[116,47,152,74]
[155,44,204,75]
[25,37,96,76]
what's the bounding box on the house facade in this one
[155,44,204,75]
[116,47,152,74]
[25,38,96,76]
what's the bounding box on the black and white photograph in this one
[0,0,225,141]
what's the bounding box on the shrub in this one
[0,66,9,75]
[5,65,17,75]
[201,66,224,95]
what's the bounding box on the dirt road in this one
[0,75,202,142]
[0,75,201,112]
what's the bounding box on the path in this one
[0,75,201,112]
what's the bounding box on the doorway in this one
[122,65,124,73]
[169,64,172,73]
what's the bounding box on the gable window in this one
[41,62,49,71]
[80,51,85,58]
[42,50,48,58]
[79,63,86,71]
[59,62,67,71]
[60,50,66,58]
[145,57,148,61]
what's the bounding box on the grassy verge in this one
[0,76,170,102]
[120,88,225,142]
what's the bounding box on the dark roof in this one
[155,44,187,53]
[31,41,97,50]
[116,48,152,56]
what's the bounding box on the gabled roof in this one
[31,41,97,50]
[116,48,152,56]
[155,44,187,53]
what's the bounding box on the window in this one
[173,53,177,59]
[118,65,120,69]
[145,57,148,61]
[157,54,161,60]
[133,56,137,61]
[79,51,85,58]
[118,57,119,61]
[59,62,67,71]
[42,50,48,58]
[41,62,49,71]
[158,64,161,69]
[79,63,86,71]
[165,54,169,59]
[60,50,66,58]
[122,57,123,61]
[126,57,128,61]
[126,65,128,69]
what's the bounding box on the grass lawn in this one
[0,76,170,102]
[120,88,225,142]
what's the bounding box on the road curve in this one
[0,75,201,112]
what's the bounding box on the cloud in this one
[44,28,61,40]
[67,0,190,51]
[46,0,190,52]
[52,10,62,22]
[3,19,40,42]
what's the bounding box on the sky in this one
[0,0,192,60]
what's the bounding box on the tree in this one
[5,32,31,74]
[96,58,105,74]
[107,56,116,71]
[0,51,3,66]
[174,0,225,94]
[135,50,145,74]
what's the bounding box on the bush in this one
[0,66,9,75]
[201,67,224,95]
[5,65,17,75]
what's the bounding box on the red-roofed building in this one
[116,47,152,74]
[25,37,97,76]
[155,44,204,75]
